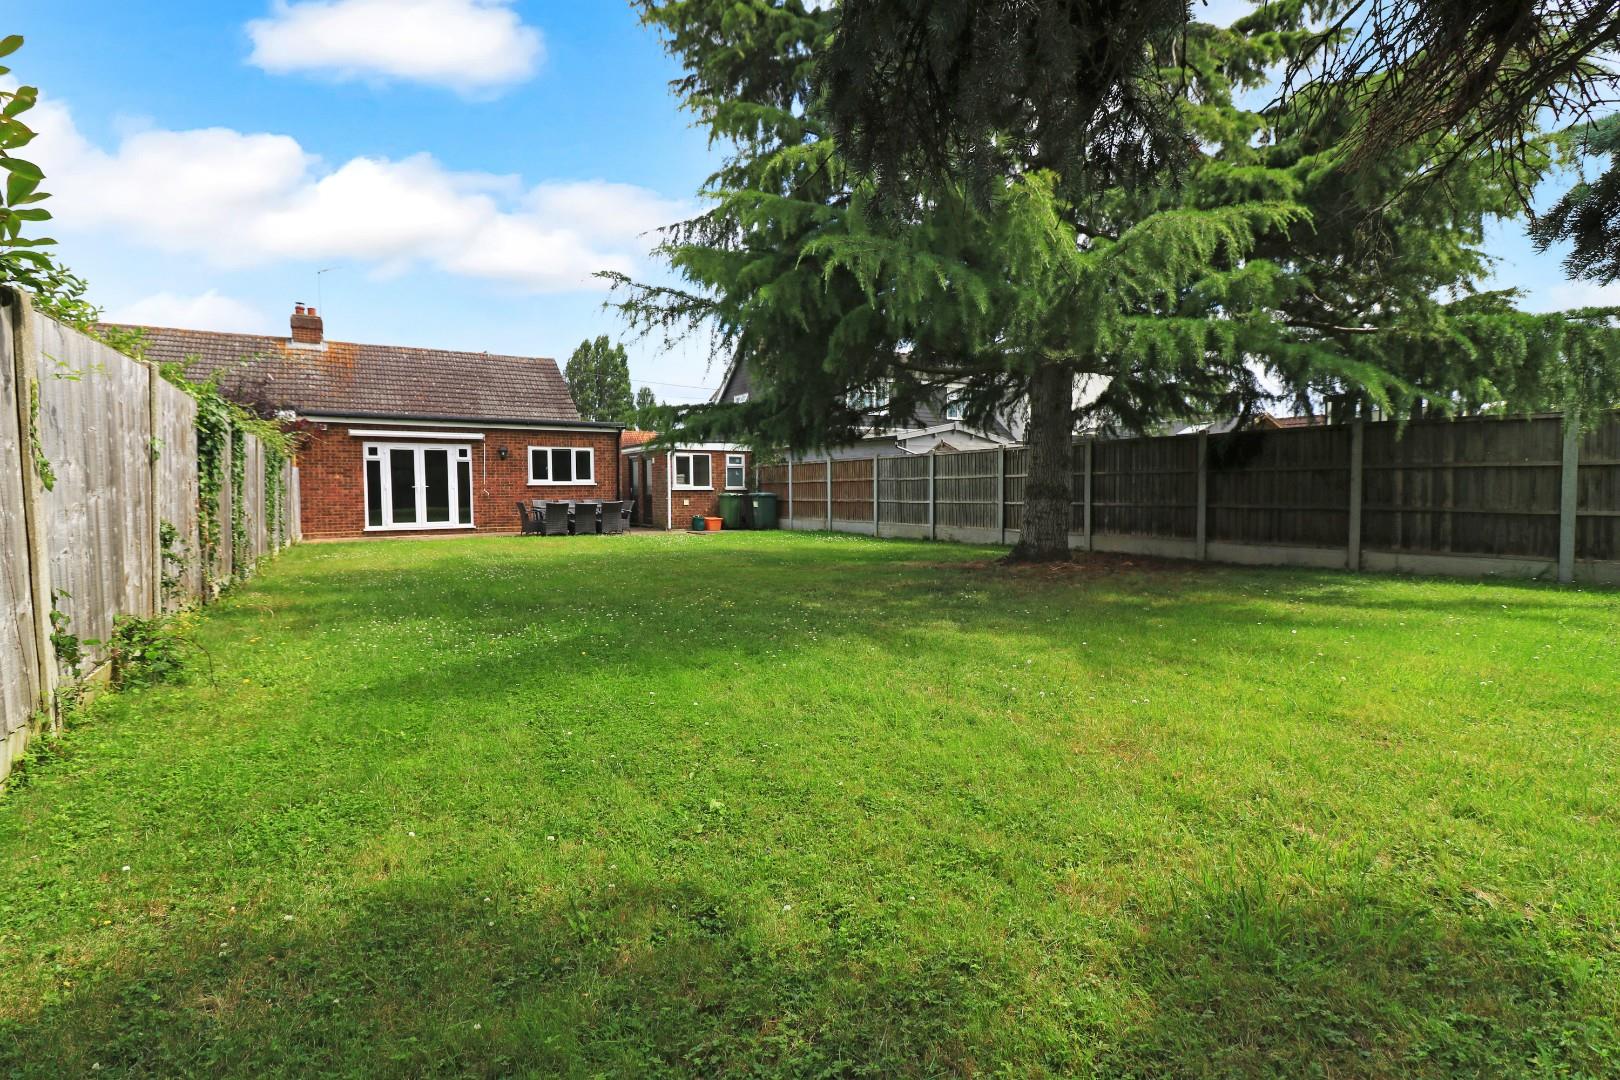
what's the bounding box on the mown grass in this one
[1,531,1617,1077]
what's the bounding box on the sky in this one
[8,0,1615,406]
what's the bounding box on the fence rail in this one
[2,288,296,785]
[756,413,1620,586]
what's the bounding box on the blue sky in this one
[9,1,1612,405]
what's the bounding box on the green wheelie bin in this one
[749,491,779,530]
[718,492,747,531]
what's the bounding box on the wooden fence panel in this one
[0,297,41,762]
[878,455,930,526]
[279,459,295,548]
[1208,426,1352,547]
[756,463,789,510]
[34,317,156,671]
[790,460,827,523]
[241,434,268,565]
[1362,416,1562,558]
[935,449,997,530]
[213,435,233,585]
[153,377,202,608]
[289,465,303,542]
[831,458,875,522]
[1093,435,1197,538]
[1002,448,1029,533]
[0,297,298,786]
[1578,412,1620,562]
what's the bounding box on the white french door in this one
[363,442,475,531]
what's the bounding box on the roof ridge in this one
[99,322,555,364]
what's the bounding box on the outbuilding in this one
[620,435,751,529]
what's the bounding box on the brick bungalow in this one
[113,305,622,540]
[620,433,751,529]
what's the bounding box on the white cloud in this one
[28,94,691,294]
[105,290,277,334]
[1523,278,1620,313]
[246,0,543,97]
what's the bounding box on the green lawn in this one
[1,532,1617,1077]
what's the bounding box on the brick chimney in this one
[290,302,324,345]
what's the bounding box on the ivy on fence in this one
[152,360,295,585]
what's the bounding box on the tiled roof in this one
[620,430,659,449]
[103,324,587,425]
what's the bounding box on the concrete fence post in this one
[786,458,794,531]
[1559,407,1581,584]
[928,452,937,541]
[1348,420,1365,572]
[872,455,880,536]
[825,459,833,530]
[1083,438,1094,552]
[996,445,1007,546]
[1195,431,1209,561]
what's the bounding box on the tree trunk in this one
[1007,363,1075,562]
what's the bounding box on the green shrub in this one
[108,612,191,689]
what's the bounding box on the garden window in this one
[673,452,712,489]
[725,454,746,490]
[529,446,595,486]
[364,443,474,531]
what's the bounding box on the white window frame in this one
[527,445,596,487]
[732,392,749,403]
[363,441,475,532]
[672,451,713,490]
[724,453,747,490]
[846,381,890,412]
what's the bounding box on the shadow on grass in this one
[0,878,1018,1078]
[3,873,1611,1077]
[1098,874,1617,1078]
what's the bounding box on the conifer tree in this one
[613,0,1620,560]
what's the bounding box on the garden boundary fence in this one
[1,288,297,785]
[757,412,1620,586]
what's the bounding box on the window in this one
[732,392,749,403]
[846,382,889,412]
[528,446,595,486]
[673,451,712,489]
[364,443,474,531]
[725,453,746,490]
[944,396,966,422]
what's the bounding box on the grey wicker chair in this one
[600,501,628,535]
[572,501,602,535]
[515,502,543,535]
[540,501,572,537]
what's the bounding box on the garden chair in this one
[571,501,602,535]
[515,502,542,535]
[540,501,572,537]
[600,501,628,535]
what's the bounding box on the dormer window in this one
[846,382,890,412]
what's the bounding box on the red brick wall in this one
[619,448,750,530]
[295,422,621,540]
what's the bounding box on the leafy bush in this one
[108,613,191,689]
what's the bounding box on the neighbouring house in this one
[619,432,752,529]
[712,358,1050,460]
[109,304,623,540]
[1168,411,1334,436]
